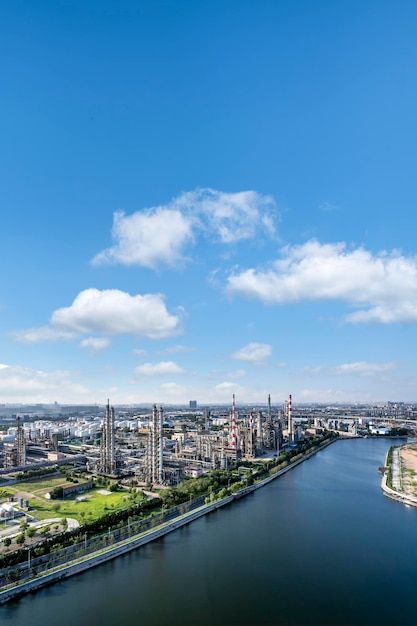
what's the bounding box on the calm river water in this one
[1,438,416,626]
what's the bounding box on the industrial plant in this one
[0,395,415,483]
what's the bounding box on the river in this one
[1,438,416,626]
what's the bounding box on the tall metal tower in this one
[256,410,263,452]
[248,411,255,458]
[230,393,237,449]
[98,399,116,475]
[16,416,26,467]
[150,404,163,484]
[288,394,293,445]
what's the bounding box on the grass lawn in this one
[28,488,144,523]
[17,476,74,496]
[0,474,146,524]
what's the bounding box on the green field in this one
[12,476,73,496]
[27,488,140,522]
[0,476,144,524]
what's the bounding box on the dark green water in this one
[1,438,416,626]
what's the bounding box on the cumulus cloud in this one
[92,188,277,269]
[0,364,89,403]
[79,337,110,353]
[331,361,396,377]
[92,208,194,269]
[135,361,184,376]
[14,288,182,343]
[231,342,272,364]
[226,239,417,324]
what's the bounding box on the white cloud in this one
[135,361,184,376]
[231,342,272,364]
[186,188,276,243]
[14,288,182,343]
[92,188,277,269]
[0,364,89,403]
[208,381,246,403]
[226,369,246,380]
[79,337,110,353]
[133,348,147,357]
[331,361,396,377]
[166,344,195,354]
[92,208,194,269]
[160,382,187,396]
[227,239,417,324]
[301,365,325,376]
[214,382,235,391]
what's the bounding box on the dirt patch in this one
[400,444,417,495]
[97,489,111,495]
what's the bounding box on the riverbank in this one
[0,437,336,605]
[380,444,417,508]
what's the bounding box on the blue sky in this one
[1,0,417,405]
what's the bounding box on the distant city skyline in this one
[2,1,417,405]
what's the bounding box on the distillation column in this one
[99,399,116,475]
[288,394,293,445]
[16,416,26,467]
[230,393,237,449]
[256,410,263,452]
[158,406,164,484]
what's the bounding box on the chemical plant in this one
[0,394,301,486]
[0,395,415,484]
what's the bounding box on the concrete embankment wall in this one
[0,438,336,605]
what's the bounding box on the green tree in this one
[51,486,64,500]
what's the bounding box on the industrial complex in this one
[0,396,415,485]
